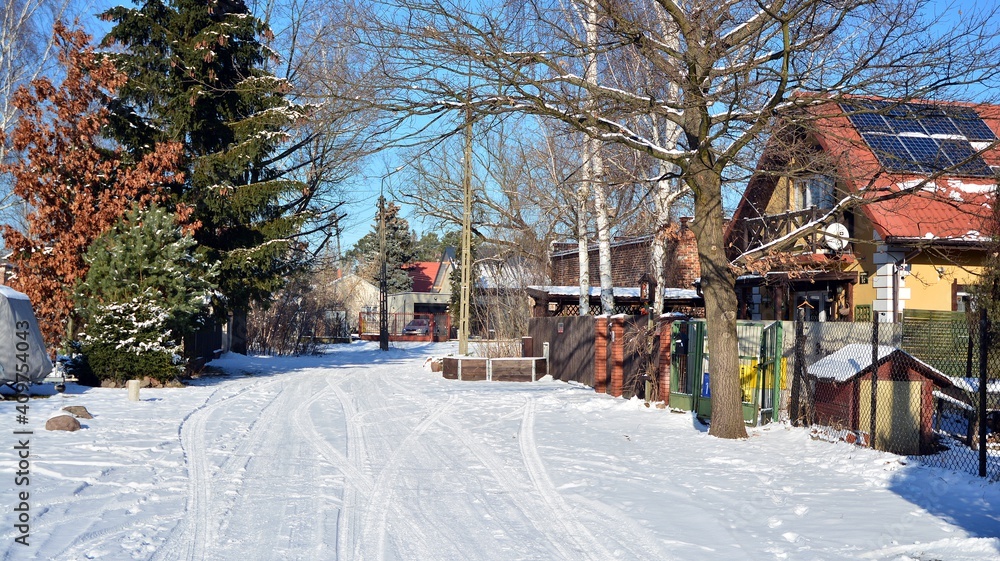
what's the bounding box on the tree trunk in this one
[584,0,613,315]
[590,138,615,314]
[650,175,674,318]
[688,166,746,439]
[576,181,591,316]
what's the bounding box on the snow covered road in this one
[2,342,999,560]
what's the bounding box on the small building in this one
[807,344,954,455]
[539,221,703,316]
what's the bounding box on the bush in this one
[78,294,185,384]
[79,342,180,385]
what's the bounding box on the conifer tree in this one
[0,23,183,346]
[76,205,217,383]
[77,205,217,339]
[347,201,417,293]
[100,0,311,315]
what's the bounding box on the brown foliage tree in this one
[0,23,183,348]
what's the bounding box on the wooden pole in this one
[459,100,473,355]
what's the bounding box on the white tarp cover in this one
[0,285,52,384]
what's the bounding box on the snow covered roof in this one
[807,343,951,386]
[527,285,700,300]
[948,376,1000,394]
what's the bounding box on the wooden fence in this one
[527,316,595,386]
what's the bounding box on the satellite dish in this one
[823,223,850,251]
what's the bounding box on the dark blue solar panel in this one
[899,136,949,172]
[884,114,926,134]
[847,101,997,177]
[919,115,962,136]
[939,139,994,176]
[945,107,997,141]
[862,134,923,173]
[841,102,892,133]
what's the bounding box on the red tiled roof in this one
[407,262,441,292]
[734,97,997,242]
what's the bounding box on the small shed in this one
[807,344,953,455]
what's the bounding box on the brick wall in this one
[594,318,609,393]
[550,223,701,289]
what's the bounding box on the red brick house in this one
[726,97,999,322]
[529,220,703,316]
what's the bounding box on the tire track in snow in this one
[518,397,620,561]
[352,392,459,561]
[151,376,284,561]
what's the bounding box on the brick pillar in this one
[594,317,609,393]
[657,319,674,401]
[609,316,625,397]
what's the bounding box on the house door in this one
[793,291,828,322]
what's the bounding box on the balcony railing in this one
[731,207,849,256]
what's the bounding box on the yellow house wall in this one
[846,243,985,314]
[900,258,983,312]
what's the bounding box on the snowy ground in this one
[1,341,999,560]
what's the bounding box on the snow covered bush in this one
[75,206,217,384]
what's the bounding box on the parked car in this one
[402,318,431,335]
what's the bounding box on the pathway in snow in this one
[2,342,999,560]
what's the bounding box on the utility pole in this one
[458,101,473,355]
[378,190,389,351]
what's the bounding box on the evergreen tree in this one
[347,200,417,293]
[100,0,310,314]
[76,205,217,383]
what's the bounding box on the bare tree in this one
[336,0,1000,438]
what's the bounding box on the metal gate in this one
[669,320,784,426]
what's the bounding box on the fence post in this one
[870,312,879,449]
[522,336,534,358]
[657,319,673,401]
[790,308,807,425]
[978,306,989,477]
[609,317,625,398]
[594,317,609,394]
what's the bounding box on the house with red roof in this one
[385,249,457,338]
[726,97,998,322]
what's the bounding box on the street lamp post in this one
[378,188,389,351]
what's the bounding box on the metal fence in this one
[790,310,999,480]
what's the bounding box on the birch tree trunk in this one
[585,0,614,315]
[575,180,591,315]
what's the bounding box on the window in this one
[796,175,836,210]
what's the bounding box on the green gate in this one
[668,320,784,426]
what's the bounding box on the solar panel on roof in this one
[842,100,997,177]
[939,139,994,175]
[946,107,997,141]
[861,134,923,173]
[899,136,949,171]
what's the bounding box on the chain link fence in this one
[787,310,999,481]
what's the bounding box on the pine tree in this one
[100,0,310,314]
[76,205,217,383]
[347,200,417,293]
[0,23,184,347]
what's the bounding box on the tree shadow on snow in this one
[885,462,1000,544]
